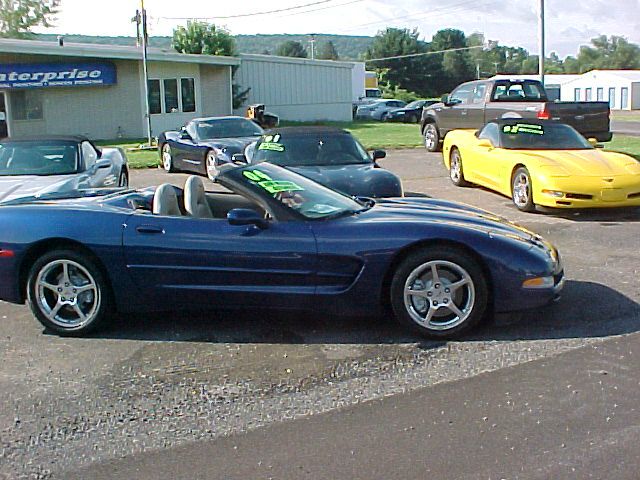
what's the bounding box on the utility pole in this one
[140,0,152,146]
[308,35,316,60]
[476,62,480,79]
[539,0,545,85]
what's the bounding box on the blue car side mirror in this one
[95,159,112,169]
[372,149,386,160]
[227,208,268,229]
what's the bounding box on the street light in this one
[539,0,545,85]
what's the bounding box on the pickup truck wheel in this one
[512,167,536,212]
[449,148,470,187]
[423,123,441,152]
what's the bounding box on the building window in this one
[11,90,43,120]
[148,79,161,114]
[596,87,604,101]
[181,78,196,112]
[609,87,616,108]
[585,88,592,101]
[574,88,581,101]
[163,79,179,113]
[148,77,196,115]
[621,87,629,109]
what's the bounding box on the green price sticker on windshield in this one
[503,123,544,135]
[258,133,285,152]
[243,169,304,194]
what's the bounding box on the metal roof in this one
[0,38,240,66]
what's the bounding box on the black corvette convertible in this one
[158,116,263,181]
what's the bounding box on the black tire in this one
[448,147,471,187]
[381,112,389,122]
[26,250,112,336]
[511,166,536,212]
[118,169,129,187]
[161,143,176,173]
[390,246,488,338]
[408,114,418,123]
[423,123,441,152]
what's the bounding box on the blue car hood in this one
[199,136,260,155]
[287,163,400,197]
[369,197,540,243]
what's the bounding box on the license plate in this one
[601,189,624,202]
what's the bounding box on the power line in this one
[365,45,484,62]
[158,0,345,20]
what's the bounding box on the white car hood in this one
[0,174,81,202]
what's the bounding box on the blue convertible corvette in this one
[0,163,563,338]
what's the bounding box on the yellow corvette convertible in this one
[442,119,640,212]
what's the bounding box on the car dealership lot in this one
[1,150,639,478]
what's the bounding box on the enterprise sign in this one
[0,62,117,89]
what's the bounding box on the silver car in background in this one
[0,136,129,203]
[355,99,407,121]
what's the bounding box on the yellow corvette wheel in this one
[512,167,536,212]
[449,148,470,187]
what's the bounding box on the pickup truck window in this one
[449,85,474,105]
[492,81,546,102]
[472,84,487,104]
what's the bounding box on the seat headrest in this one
[184,175,214,219]
[152,183,182,216]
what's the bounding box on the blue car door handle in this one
[136,225,164,234]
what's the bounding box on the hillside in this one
[34,33,373,60]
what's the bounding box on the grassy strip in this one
[99,123,640,169]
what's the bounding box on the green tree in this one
[172,21,236,56]
[364,27,436,97]
[430,29,475,93]
[576,35,640,71]
[317,41,339,60]
[0,0,60,39]
[275,40,308,58]
[171,21,249,109]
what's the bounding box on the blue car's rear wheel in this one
[391,246,488,338]
[27,250,112,336]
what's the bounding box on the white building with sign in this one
[0,38,355,140]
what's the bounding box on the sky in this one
[34,0,640,58]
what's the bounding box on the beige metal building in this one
[0,39,355,140]
[0,38,238,140]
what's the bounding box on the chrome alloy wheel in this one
[34,259,100,329]
[513,172,531,208]
[403,260,475,331]
[162,144,173,171]
[423,124,438,151]
[450,151,462,183]
[206,150,219,181]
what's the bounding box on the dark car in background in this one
[421,78,611,152]
[158,116,264,181]
[0,136,128,203]
[244,126,403,198]
[386,100,437,123]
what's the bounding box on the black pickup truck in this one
[421,78,611,152]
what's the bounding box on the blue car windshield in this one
[195,118,263,140]
[0,141,79,176]
[499,122,593,150]
[251,131,371,167]
[227,163,365,220]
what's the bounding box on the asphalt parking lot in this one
[1,149,639,479]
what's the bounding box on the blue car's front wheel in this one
[391,246,488,338]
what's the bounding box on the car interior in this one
[141,175,267,220]
[0,144,78,175]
